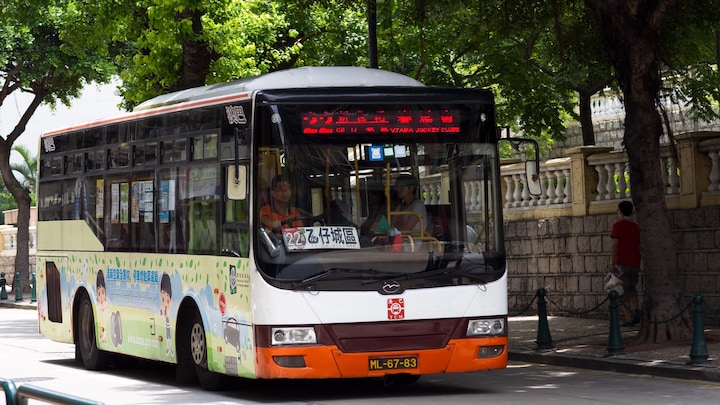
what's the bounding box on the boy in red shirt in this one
[610,200,642,326]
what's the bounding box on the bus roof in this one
[43,67,426,136]
[134,66,425,111]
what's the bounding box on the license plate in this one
[368,356,418,371]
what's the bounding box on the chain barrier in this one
[511,289,706,324]
[643,298,694,325]
[508,294,537,317]
[546,294,610,316]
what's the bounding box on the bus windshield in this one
[253,96,505,292]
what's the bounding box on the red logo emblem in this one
[219,293,226,316]
[387,298,405,320]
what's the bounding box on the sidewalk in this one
[2,293,719,383]
[509,315,720,382]
[0,291,37,310]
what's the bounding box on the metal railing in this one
[1,378,103,405]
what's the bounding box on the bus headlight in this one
[271,327,317,345]
[466,318,505,336]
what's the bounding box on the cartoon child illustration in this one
[160,272,174,357]
[96,270,107,344]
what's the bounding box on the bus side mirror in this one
[227,165,247,200]
[525,160,542,196]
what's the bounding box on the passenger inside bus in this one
[259,175,304,235]
[391,174,427,234]
[360,183,389,236]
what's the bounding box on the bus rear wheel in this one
[189,311,226,390]
[77,294,111,370]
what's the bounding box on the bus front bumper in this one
[255,336,507,379]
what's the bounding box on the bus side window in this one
[187,200,219,255]
[223,199,249,257]
[105,179,130,251]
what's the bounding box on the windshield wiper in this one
[293,268,401,290]
[363,264,497,285]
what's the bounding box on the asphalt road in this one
[2,308,720,405]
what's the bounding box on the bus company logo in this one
[382,280,400,294]
[225,105,247,125]
[387,298,405,320]
[43,137,56,152]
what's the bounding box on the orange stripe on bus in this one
[255,336,508,379]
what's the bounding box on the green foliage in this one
[1,0,113,257]
[43,0,720,148]
[10,145,37,206]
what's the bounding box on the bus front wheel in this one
[189,311,225,390]
[76,295,111,370]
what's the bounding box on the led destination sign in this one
[301,107,462,135]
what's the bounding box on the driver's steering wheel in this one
[280,215,324,227]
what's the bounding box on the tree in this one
[10,145,37,205]
[586,0,703,342]
[86,0,369,108]
[0,180,17,224]
[1,1,116,291]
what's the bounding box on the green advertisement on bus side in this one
[37,253,256,378]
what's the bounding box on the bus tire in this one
[77,294,111,370]
[189,310,226,390]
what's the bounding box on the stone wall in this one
[506,206,720,318]
[0,253,37,286]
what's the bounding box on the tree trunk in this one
[577,90,595,146]
[588,0,690,342]
[172,7,217,92]
[0,139,32,293]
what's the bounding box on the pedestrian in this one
[609,200,642,327]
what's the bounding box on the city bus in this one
[36,66,508,389]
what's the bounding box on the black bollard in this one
[14,271,23,302]
[689,294,709,365]
[535,288,554,351]
[30,272,37,303]
[0,272,7,300]
[607,290,625,356]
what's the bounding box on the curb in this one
[509,350,720,383]
[0,300,37,310]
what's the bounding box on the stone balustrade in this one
[699,136,720,193]
[501,157,572,209]
[501,131,720,220]
[0,226,37,252]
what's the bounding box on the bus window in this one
[68,154,83,174]
[187,200,219,254]
[223,199,249,258]
[105,176,130,251]
[109,146,130,168]
[86,175,104,242]
[83,128,104,149]
[162,139,187,163]
[38,180,62,221]
[86,150,105,171]
[192,133,218,160]
[158,167,187,253]
[135,142,157,166]
[62,177,85,220]
[184,165,221,255]
[130,173,156,252]
[42,156,63,177]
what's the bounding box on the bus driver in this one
[260,175,304,234]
